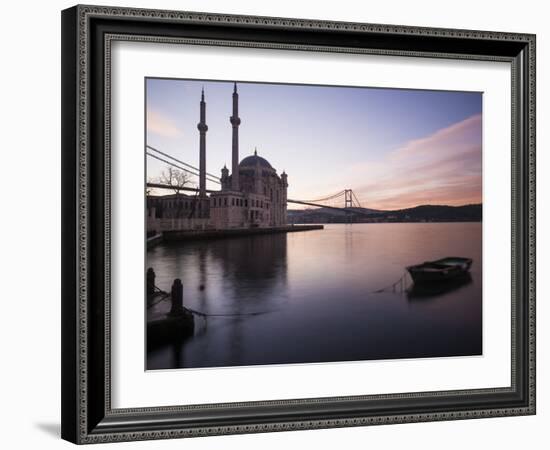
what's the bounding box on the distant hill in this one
[287,204,481,223]
[384,204,482,222]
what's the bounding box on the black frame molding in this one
[61,4,536,444]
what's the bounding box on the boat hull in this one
[407,257,473,284]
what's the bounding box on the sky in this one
[146,78,482,210]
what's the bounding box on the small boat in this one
[406,257,472,283]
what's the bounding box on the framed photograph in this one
[61,5,536,444]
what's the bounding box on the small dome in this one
[239,150,272,169]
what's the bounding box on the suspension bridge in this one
[146,145,369,216]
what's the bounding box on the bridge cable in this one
[147,145,221,181]
[351,190,363,208]
[297,190,346,203]
[147,152,221,185]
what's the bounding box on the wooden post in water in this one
[146,268,155,305]
[169,278,184,316]
[147,268,155,295]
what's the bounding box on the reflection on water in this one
[147,223,482,370]
[407,273,473,300]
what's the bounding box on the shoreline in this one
[148,224,324,248]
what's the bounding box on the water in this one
[147,223,482,370]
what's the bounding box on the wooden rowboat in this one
[406,257,472,283]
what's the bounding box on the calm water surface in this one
[147,223,482,369]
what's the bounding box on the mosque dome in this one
[239,149,272,169]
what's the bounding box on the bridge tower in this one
[344,189,353,208]
[344,189,354,223]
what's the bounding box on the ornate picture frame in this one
[61,5,536,444]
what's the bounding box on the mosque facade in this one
[147,83,288,233]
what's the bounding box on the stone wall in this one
[147,216,211,234]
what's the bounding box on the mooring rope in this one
[183,307,274,318]
[148,284,274,317]
[146,286,170,308]
[373,271,410,294]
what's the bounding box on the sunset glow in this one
[146,79,482,211]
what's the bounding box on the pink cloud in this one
[147,109,182,138]
[354,114,482,210]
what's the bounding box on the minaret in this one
[230,82,241,191]
[221,164,229,191]
[197,88,208,198]
[281,171,288,225]
[281,170,288,188]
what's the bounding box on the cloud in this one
[353,114,482,210]
[147,109,182,138]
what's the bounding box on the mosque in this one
[147,83,288,232]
